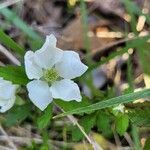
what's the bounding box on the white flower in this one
[0,78,17,113]
[25,34,88,111]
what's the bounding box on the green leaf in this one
[5,103,31,127]
[128,109,150,127]
[72,113,96,141]
[37,104,53,129]
[54,89,150,118]
[115,114,129,136]
[143,138,150,150]
[0,29,24,56]
[0,65,29,85]
[54,96,91,112]
[96,112,113,138]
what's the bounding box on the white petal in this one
[0,79,17,113]
[50,79,81,102]
[24,51,43,80]
[0,79,17,99]
[47,34,57,47]
[34,35,63,69]
[27,80,53,111]
[0,96,16,113]
[55,51,88,79]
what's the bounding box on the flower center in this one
[43,68,59,84]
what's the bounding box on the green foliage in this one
[86,35,150,73]
[37,104,53,129]
[54,96,91,112]
[122,0,140,14]
[54,89,150,118]
[96,111,113,138]
[0,8,42,40]
[83,73,105,98]
[72,113,96,141]
[128,109,150,127]
[123,0,150,77]
[137,45,150,76]
[0,66,29,85]
[21,141,46,150]
[115,114,129,136]
[4,103,31,127]
[122,0,150,25]
[131,124,141,150]
[87,47,128,73]
[0,8,43,50]
[122,0,137,34]
[80,0,91,55]
[0,29,24,56]
[144,138,150,150]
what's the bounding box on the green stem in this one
[80,0,92,64]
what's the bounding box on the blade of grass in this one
[124,0,150,76]
[126,37,142,150]
[80,0,92,64]
[0,29,24,56]
[80,0,90,52]
[0,8,42,40]
[53,88,150,118]
[122,0,150,25]
[122,0,138,34]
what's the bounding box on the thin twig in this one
[85,34,149,61]
[124,132,134,148]
[0,125,17,150]
[54,103,103,150]
[0,145,12,150]
[112,125,121,150]
[0,135,74,147]
[0,45,21,65]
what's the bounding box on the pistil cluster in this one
[43,68,59,84]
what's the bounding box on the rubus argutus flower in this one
[25,34,88,111]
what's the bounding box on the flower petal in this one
[34,35,63,69]
[24,51,43,80]
[0,78,17,99]
[0,96,16,113]
[27,80,53,111]
[55,51,88,79]
[0,78,17,113]
[47,34,57,47]
[50,79,81,102]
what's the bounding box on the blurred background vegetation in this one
[0,0,150,149]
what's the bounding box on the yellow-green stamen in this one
[43,68,59,83]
